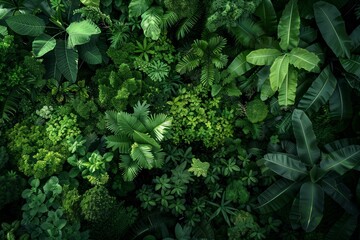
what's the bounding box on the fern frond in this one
[131,143,154,169]
[208,36,227,54]
[117,112,146,136]
[145,114,172,141]
[133,101,150,122]
[162,11,179,30]
[230,17,265,48]
[105,111,120,134]
[176,13,200,40]
[211,54,228,68]
[119,155,141,182]
[193,40,207,57]
[105,135,131,153]
[201,64,215,86]
[176,54,201,74]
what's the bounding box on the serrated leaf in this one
[129,0,152,18]
[55,40,78,83]
[5,14,45,36]
[340,55,360,77]
[32,34,56,57]
[289,48,320,72]
[246,48,282,66]
[269,55,289,91]
[278,0,300,50]
[278,66,297,106]
[66,20,101,48]
[188,158,210,177]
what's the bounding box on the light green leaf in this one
[131,143,154,169]
[80,0,99,7]
[66,20,101,48]
[255,0,277,34]
[129,0,153,18]
[340,55,360,77]
[0,25,7,36]
[289,48,320,72]
[269,55,289,91]
[278,0,300,51]
[227,50,254,76]
[246,48,282,66]
[264,153,307,181]
[298,66,337,115]
[32,34,56,57]
[292,109,320,165]
[261,79,276,101]
[299,182,324,232]
[320,145,360,175]
[279,66,298,106]
[188,158,210,177]
[78,41,102,64]
[141,7,163,41]
[314,1,351,58]
[133,130,161,150]
[0,7,10,20]
[5,14,45,36]
[55,40,78,83]
[329,79,353,120]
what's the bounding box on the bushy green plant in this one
[225,180,250,204]
[227,210,266,240]
[246,99,269,123]
[0,171,26,210]
[46,113,81,144]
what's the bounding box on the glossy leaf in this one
[5,14,45,36]
[298,66,337,115]
[320,145,360,175]
[278,66,297,106]
[269,55,289,91]
[288,48,320,72]
[278,0,300,51]
[292,109,320,165]
[55,40,78,83]
[340,55,360,77]
[227,50,253,76]
[246,49,282,66]
[32,34,56,57]
[128,0,152,18]
[329,79,353,120]
[255,0,277,34]
[299,182,324,232]
[264,153,307,181]
[66,20,101,48]
[314,1,351,58]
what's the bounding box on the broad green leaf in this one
[227,50,253,76]
[325,213,358,240]
[314,1,351,58]
[278,66,297,106]
[344,72,360,92]
[131,143,154,169]
[55,40,78,83]
[0,25,7,36]
[320,145,360,175]
[289,196,301,229]
[292,109,320,165]
[231,17,265,48]
[105,135,131,153]
[298,66,337,115]
[5,14,45,36]
[246,48,282,66]
[211,84,222,97]
[141,7,162,40]
[32,34,56,57]
[329,79,353,120]
[289,48,320,72]
[278,0,300,51]
[299,26,317,45]
[0,7,10,19]
[324,138,360,153]
[340,55,360,77]
[264,153,307,181]
[350,25,360,51]
[78,41,102,64]
[44,52,61,81]
[261,79,276,101]
[255,0,277,34]
[269,55,289,91]
[80,0,99,7]
[321,178,358,214]
[257,179,300,214]
[128,0,152,18]
[66,20,101,48]
[188,158,210,177]
[299,182,324,232]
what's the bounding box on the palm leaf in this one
[145,114,172,141]
[208,36,226,54]
[131,143,154,169]
[0,88,22,122]
[176,54,200,74]
[230,18,265,48]
[325,213,358,240]
[201,64,215,86]
[117,112,146,137]
[176,13,200,40]
[133,131,160,150]
[119,155,141,181]
[278,0,300,51]
[105,111,120,134]
[133,101,150,123]
[105,135,131,153]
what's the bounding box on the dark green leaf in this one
[32,34,56,57]
[55,40,78,83]
[255,0,277,34]
[128,0,152,18]
[329,79,353,120]
[227,50,253,76]
[340,55,360,77]
[6,14,45,36]
[325,213,357,240]
[278,0,300,50]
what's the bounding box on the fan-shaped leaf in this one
[292,109,320,165]
[314,1,351,58]
[133,101,150,122]
[117,112,145,137]
[131,143,154,169]
[227,50,254,76]
[231,18,265,48]
[269,55,289,91]
[133,131,160,150]
[298,66,337,115]
[246,48,282,66]
[5,14,45,36]
[278,0,300,51]
[299,182,324,232]
[145,114,172,141]
[176,13,200,40]
[128,0,152,18]
[264,153,307,181]
[329,79,353,120]
[278,66,298,106]
[105,135,131,153]
[119,155,140,181]
[340,55,360,77]
[32,34,56,57]
[255,0,277,35]
[320,145,360,175]
[289,48,320,72]
[55,40,78,83]
[66,20,101,48]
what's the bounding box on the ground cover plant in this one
[0,0,360,239]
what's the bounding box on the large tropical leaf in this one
[325,213,358,240]
[5,14,45,36]
[321,178,358,214]
[254,0,277,35]
[299,182,324,232]
[340,55,360,77]
[278,66,297,106]
[119,155,141,181]
[55,40,78,83]
[145,114,172,142]
[269,55,289,91]
[264,153,307,181]
[278,0,300,51]
[292,109,321,165]
[128,0,152,18]
[320,145,360,175]
[131,143,154,169]
[105,135,131,154]
[298,66,337,115]
[257,179,300,214]
[66,20,101,48]
[227,50,254,76]
[329,79,353,120]
[323,138,360,153]
[80,0,99,7]
[289,196,301,229]
[246,48,282,66]
[133,130,161,150]
[116,112,145,137]
[350,25,360,51]
[230,18,264,48]
[313,1,351,58]
[32,34,56,57]
[141,7,162,40]
[78,40,102,65]
[288,48,320,72]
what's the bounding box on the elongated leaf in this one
[292,109,320,165]
[299,182,324,232]
[0,25,7,36]
[314,1,351,58]
[320,145,360,175]
[261,79,276,101]
[0,6,10,19]
[321,178,358,214]
[131,143,154,169]
[329,79,353,120]
[32,34,56,57]
[78,41,102,64]
[44,52,61,81]
[231,17,265,48]
[289,48,320,72]
[264,153,307,181]
[141,7,162,41]
[246,48,282,66]
[133,130,161,150]
[324,138,360,153]
[257,179,300,214]
[55,40,78,83]
[128,0,152,18]
[340,55,360,77]
[227,50,253,76]
[279,66,297,106]
[5,14,45,36]
[255,0,277,34]
[66,20,101,48]
[278,0,300,51]
[298,66,337,115]
[300,26,317,45]
[325,213,358,240]
[289,196,301,229]
[350,25,360,51]
[269,55,289,91]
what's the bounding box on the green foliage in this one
[246,99,269,123]
[228,210,266,240]
[46,113,81,144]
[163,0,199,19]
[0,171,26,210]
[61,185,81,222]
[188,158,210,177]
[225,180,250,204]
